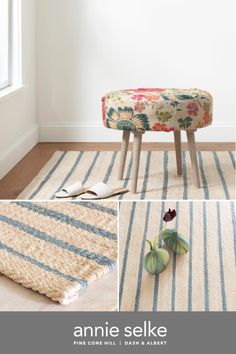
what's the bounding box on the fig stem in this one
[146,239,154,251]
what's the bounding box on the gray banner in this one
[0,312,234,354]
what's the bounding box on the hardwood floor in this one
[0,142,234,200]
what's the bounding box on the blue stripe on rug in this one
[188,201,193,311]
[198,151,209,199]
[29,151,67,200]
[0,214,115,269]
[0,241,87,286]
[15,202,117,241]
[50,151,84,200]
[212,152,230,199]
[171,201,179,311]
[103,151,118,184]
[230,202,236,264]
[157,202,165,249]
[216,202,227,311]
[71,201,117,217]
[82,151,100,186]
[140,151,151,200]
[119,202,136,308]
[161,152,168,200]
[182,151,188,200]
[228,151,235,169]
[153,201,165,311]
[203,202,209,311]
[119,154,132,200]
[134,202,151,311]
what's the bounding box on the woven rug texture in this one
[0,201,117,304]
[17,151,235,200]
[119,201,236,311]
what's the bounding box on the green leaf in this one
[160,94,170,101]
[157,111,172,122]
[178,117,193,129]
[175,94,198,100]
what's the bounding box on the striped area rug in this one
[0,201,117,304]
[119,201,236,311]
[18,151,235,200]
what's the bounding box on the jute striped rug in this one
[0,201,117,304]
[119,201,236,311]
[18,151,235,200]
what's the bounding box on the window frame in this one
[0,0,21,92]
[0,0,11,90]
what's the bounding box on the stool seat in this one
[102,88,212,132]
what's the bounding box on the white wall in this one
[37,0,235,142]
[0,0,38,179]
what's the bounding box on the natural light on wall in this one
[0,0,21,93]
[0,0,9,89]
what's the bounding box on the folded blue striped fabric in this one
[0,201,117,304]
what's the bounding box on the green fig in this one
[162,229,189,255]
[144,240,169,274]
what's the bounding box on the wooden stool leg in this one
[131,131,143,194]
[118,130,130,180]
[186,131,201,188]
[174,131,182,176]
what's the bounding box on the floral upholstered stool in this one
[102,88,213,193]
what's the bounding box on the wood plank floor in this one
[0,268,117,311]
[0,142,234,200]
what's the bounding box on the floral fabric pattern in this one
[102,88,213,132]
[106,107,150,131]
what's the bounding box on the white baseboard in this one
[0,124,39,180]
[0,122,233,180]
[39,123,235,143]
